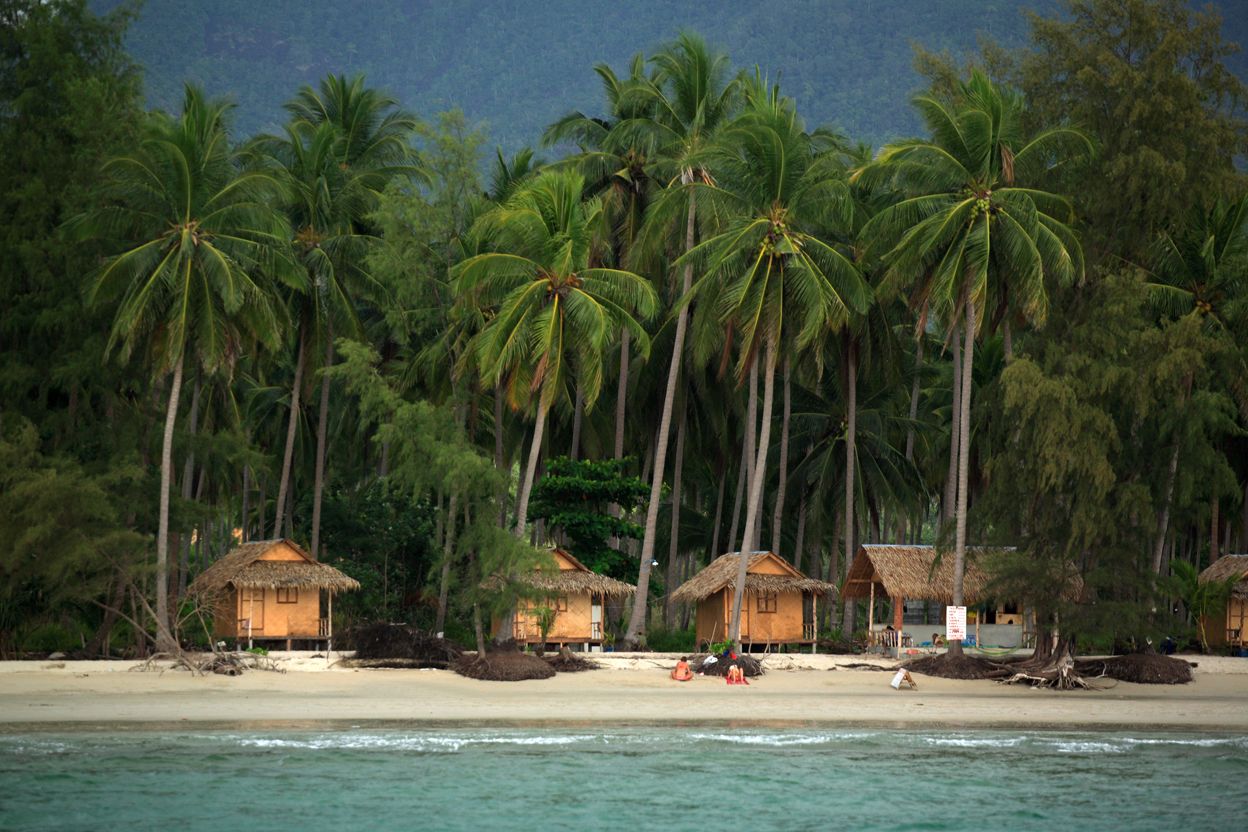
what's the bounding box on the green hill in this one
[101,0,1246,149]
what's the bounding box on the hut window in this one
[554,595,568,612]
[757,592,778,614]
[276,588,298,604]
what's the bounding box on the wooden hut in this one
[671,551,836,651]
[490,548,635,651]
[188,539,360,651]
[1198,555,1248,650]
[842,544,997,647]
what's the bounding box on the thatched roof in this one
[670,552,837,604]
[1198,555,1248,599]
[483,548,636,598]
[841,544,999,604]
[188,539,361,595]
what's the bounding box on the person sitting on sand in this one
[726,663,749,685]
[670,656,693,681]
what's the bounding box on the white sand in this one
[1,653,1245,730]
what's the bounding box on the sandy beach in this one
[2,653,1246,731]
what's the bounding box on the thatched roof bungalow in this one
[672,551,837,650]
[841,544,996,606]
[489,548,634,650]
[189,539,359,649]
[843,544,1012,644]
[1198,555,1248,648]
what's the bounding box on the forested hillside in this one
[98,0,1247,150]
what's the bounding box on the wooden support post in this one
[868,580,875,648]
[327,591,333,659]
[248,592,254,651]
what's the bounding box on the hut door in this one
[591,596,603,640]
[240,588,265,631]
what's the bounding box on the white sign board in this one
[946,606,967,641]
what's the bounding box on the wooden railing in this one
[318,617,331,637]
[803,623,816,641]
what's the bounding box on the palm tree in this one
[857,70,1088,653]
[622,33,743,646]
[1144,195,1248,570]
[78,85,293,648]
[275,74,419,556]
[681,78,870,644]
[453,169,657,539]
[543,54,659,463]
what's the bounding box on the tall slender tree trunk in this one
[311,328,333,557]
[950,298,976,657]
[624,183,697,646]
[709,463,726,560]
[741,360,758,552]
[273,331,307,538]
[1210,498,1220,563]
[1002,319,1014,362]
[494,393,509,529]
[257,477,267,544]
[241,465,251,543]
[905,336,924,469]
[514,396,550,539]
[663,410,687,627]
[435,491,459,635]
[792,493,808,573]
[943,325,962,525]
[843,337,858,633]
[727,443,748,556]
[178,377,202,601]
[1152,375,1192,573]
[728,337,778,645]
[154,359,184,651]
[570,384,584,461]
[771,356,792,554]
[614,330,629,459]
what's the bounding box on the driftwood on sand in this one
[129,650,285,676]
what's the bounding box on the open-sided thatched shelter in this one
[671,551,836,650]
[1198,555,1248,649]
[188,539,360,650]
[490,548,634,651]
[843,544,1015,646]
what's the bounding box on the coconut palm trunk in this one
[726,443,748,556]
[728,339,778,645]
[843,337,858,633]
[943,326,962,525]
[771,357,792,553]
[154,359,184,651]
[272,330,307,537]
[435,491,459,635]
[624,185,696,645]
[950,298,976,657]
[614,330,629,459]
[1151,374,1192,574]
[514,396,551,539]
[570,384,584,460]
[709,462,726,561]
[663,410,687,627]
[740,360,758,551]
[311,328,333,557]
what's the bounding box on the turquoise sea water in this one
[1,726,1245,831]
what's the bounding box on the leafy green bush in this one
[18,621,89,653]
[646,626,695,653]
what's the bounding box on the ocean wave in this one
[233,733,603,752]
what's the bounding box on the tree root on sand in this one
[129,650,285,676]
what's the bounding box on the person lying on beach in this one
[670,657,693,681]
[726,664,749,685]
